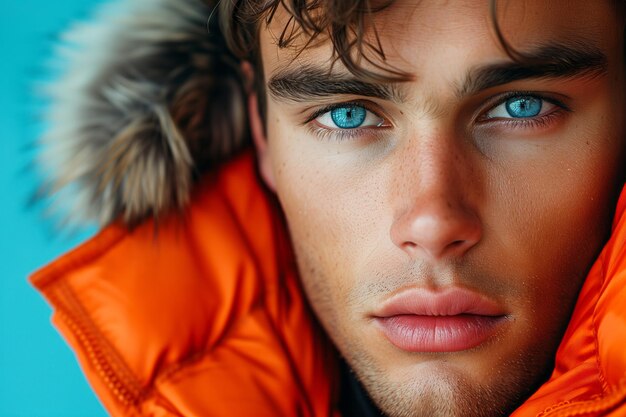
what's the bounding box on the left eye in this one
[315,104,385,129]
[484,96,556,119]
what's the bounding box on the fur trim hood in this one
[40,0,248,227]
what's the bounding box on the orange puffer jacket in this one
[32,152,626,416]
[31,153,339,417]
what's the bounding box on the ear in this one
[243,62,276,191]
[248,92,276,191]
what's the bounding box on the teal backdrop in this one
[1,1,107,415]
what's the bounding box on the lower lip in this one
[375,314,504,353]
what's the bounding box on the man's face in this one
[256,1,625,416]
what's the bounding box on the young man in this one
[32,0,626,416]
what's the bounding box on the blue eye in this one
[484,95,556,121]
[315,104,385,130]
[505,96,542,118]
[330,105,367,128]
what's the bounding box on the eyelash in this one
[304,93,570,141]
[308,124,377,142]
[483,110,564,130]
[305,101,367,124]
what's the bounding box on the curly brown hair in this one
[220,0,409,82]
[220,0,528,84]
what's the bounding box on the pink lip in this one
[373,287,507,353]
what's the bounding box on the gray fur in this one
[39,0,249,227]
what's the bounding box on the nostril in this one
[404,242,418,250]
[446,240,471,254]
[400,237,474,260]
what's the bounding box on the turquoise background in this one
[1,0,106,415]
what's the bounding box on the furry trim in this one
[39,0,249,228]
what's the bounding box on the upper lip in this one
[373,286,505,318]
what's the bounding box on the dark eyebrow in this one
[458,42,608,97]
[268,66,405,103]
[268,42,608,103]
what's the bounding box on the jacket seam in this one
[155,345,220,384]
[594,251,610,394]
[594,233,626,396]
[48,278,148,409]
[539,375,626,416]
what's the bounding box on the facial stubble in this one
[292,242,555,417]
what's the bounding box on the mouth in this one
[372,287,508,353]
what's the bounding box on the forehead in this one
[259,0,623,80]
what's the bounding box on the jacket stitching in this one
[594,251,609,394]
[539,376,626,416]
[50,279,147,409]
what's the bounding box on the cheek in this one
[268,117,381,262]
[486,123,624,318]
[273,167,356,339]
[273,154,381,286]
[267,128,390,332]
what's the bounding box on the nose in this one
[390,137,482,261]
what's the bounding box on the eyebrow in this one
[268,66,405,103]
[457,42,608,97]
[267,41,608,103]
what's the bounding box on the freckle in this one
[586,141,590,145]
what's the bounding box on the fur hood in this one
[39,0,249,227]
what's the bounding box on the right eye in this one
[315,104,385,130]
[483,95,557,120]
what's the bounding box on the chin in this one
[344,346,547,417]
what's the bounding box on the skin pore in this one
[251,1,626,416]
